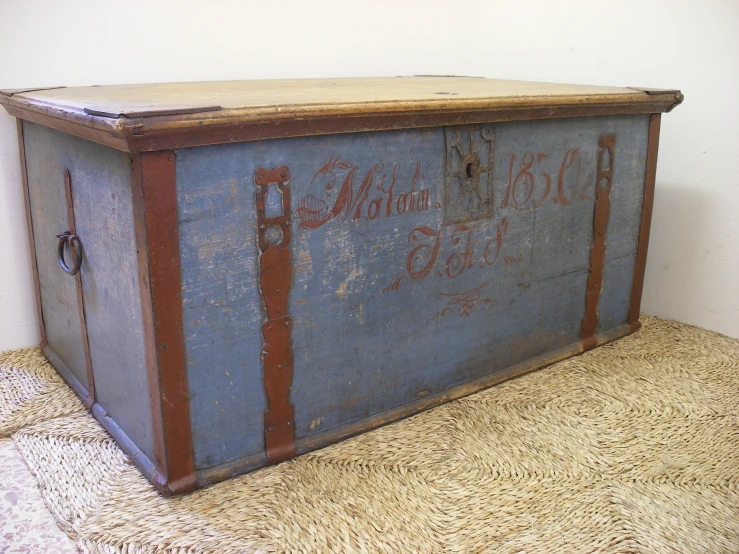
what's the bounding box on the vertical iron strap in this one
[255,165,296,464]
[581,135,616,351]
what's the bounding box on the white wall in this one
[0,0,737,348]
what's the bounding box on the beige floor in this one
[0,438,78,553]
[1,316,738,552]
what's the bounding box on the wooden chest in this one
[1,78,682,494]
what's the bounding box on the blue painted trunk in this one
[7,76,681,495]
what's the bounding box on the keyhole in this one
[465,163,473,179]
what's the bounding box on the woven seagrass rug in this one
[1,315,738,553]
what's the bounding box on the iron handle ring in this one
[56,231,83,276]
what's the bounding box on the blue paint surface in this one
[599,254,638,332]
[24,122,89,390]
[176,146,266,469]
[597,116,649,333]
[23,122,155,462]
[175,115,650,470]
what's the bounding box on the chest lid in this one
[0,77,682,153]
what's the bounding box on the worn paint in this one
[24,123,89,391]
[23,122,155,463]
[598,254,638,332]
[175,115,650,471]
[176,146,266,470]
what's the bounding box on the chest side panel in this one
[24,122,88,389]
[176,115,649,470]
[23,122,155,462]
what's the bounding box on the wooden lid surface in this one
[0,77,682,152]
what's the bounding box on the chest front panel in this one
[176,115,649,471]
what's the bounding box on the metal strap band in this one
[63,168,95,408]
[581,135,616,351]
[255,166,297,463]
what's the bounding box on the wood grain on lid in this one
[0,77,683,152]
[2,77,673,116]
